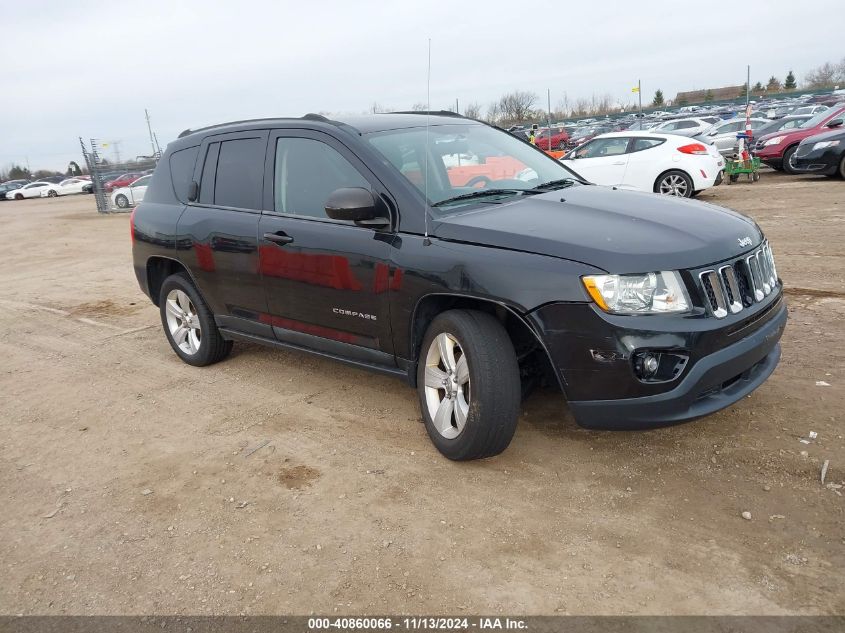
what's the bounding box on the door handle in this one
[263,231,294,245]
[612,160,626,165]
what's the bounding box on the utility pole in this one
[455,98,459,114]
[547,88,552,151]
[638,79,642,117]
[112,140,122,165]
[145,109,157,157]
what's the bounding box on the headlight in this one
[812,140,840,150]
[764,136,784,146]
[582,271,690,314]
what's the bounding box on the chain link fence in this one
[79,137,159,213]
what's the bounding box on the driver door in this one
[567,137,631,186]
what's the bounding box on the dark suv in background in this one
[132,113,786,460]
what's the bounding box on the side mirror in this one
[827,119,843,128]
[188,181,199,202]
[325,187,388,226]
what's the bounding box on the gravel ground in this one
[0,170,843,615]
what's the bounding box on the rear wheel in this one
[781,145,798,175]
[839,155,845,179]
[158,273,232,367]
[417,310,520,460]
[655,170,693,197]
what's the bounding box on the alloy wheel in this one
[423,332,470,439]
[658,174,689,197]
[165,289,202,355]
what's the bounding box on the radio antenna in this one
[423,37,432,246]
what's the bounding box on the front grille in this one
[698,242,778,319]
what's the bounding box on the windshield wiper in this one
[432,188,527,207]
[528,178,580,191]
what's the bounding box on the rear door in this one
[257,129,396,362]
[177,130,273,338]
[567,137,631,186]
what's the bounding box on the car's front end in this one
[790,130,843,175]
[532,243,785,429]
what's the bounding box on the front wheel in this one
[417,310,520,460]
[47,190,58,198]
[655,170,693,197]
[839,155,845,179]
[781,146,798,175]
[159,273,232,367]
[115,194,129,209]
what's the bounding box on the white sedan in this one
[110,174,151,209]
[41,178,89,197]
[561,131,724,198]
[5,181,53,200]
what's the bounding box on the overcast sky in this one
[2,0,842,171]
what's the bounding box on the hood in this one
[432,185,763,273]
[799,127,845,145]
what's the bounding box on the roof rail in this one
[390,110,466,118]
[178,114,339,139]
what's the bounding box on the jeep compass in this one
[131,113,786,460]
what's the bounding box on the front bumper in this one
[791,150,840,175]
[530,293,787,430]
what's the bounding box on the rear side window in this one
[213,138,265,210]
[169,146,199,203]
[632,138,664,152]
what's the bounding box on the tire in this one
[115,194,129,209]
[839,155,845,179]
[14,193,23,200]
[47,190,58,198]
[781,145,798,175]
[416,310,520,460]
[654,170,693,197]
[158,273,232,367]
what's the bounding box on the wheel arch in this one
[145,256,202,307]
[407,293,563,394]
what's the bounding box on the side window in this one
[169,145,199,203]
[214,138,265,210]
[676,121,697,129]
[199,143,219,205]
[576,137,630,159]
[274,137,369,219]
[661,122,677,131]
[132,176,151,187]
[631,138,664,153]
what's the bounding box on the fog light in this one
[643,354,659,374]
[633,350,690,383]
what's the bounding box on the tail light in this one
[677,143,709,155]
[129,207,136,243]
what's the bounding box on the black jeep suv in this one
[131,113,786,460]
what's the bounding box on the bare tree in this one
[463,102,482,119]
[410,102,427,111]
[805,62,838,88]
[485,101,502,124]
[498,90,538,124]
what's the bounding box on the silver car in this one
[649,117,714,137]
[698,118,770,156]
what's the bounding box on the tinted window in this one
[675,121,697,129]
[169,145,199,203]
[214,138,265,210]
[274,137,369,218]
[574,137,630,159]
[632,138,664,152]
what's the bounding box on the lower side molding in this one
[218,327,410,382]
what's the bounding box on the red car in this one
[104,172,143,192]
[755,105,845,173]
[533,126,570,151]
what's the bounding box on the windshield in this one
[366,123,582,209]
[801,107,840,128]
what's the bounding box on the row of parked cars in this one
[0,170,153,208]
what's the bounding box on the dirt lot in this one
[0,171,843,616]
